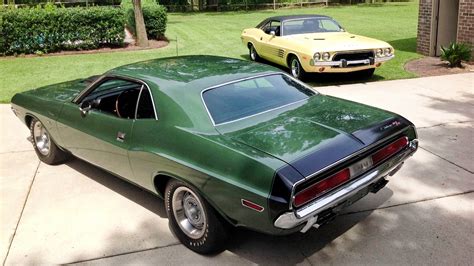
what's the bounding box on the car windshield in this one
[202,74,316,125]
[282,18,343,35]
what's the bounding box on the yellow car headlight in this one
[313,53,321,61]
[376,48,383,57]
[322,52,330,61]
[384,48,392,56]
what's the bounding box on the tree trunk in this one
[132,0,149,48]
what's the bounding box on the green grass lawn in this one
[0,2,421,103]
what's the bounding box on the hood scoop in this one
[313,38,325,40]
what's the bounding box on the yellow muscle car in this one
[241,15,394,80]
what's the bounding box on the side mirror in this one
[270,30,276,37]
[79,101,92,116]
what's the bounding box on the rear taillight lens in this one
[372,136,408,164]
[294,168,350,207]
[293,136,410,208]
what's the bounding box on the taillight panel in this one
[293,136,409,208]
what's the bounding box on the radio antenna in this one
[176,36,179,56]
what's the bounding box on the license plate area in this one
[349,156,373,178]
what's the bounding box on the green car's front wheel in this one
[30,117,69,165]
[165,179,229,254]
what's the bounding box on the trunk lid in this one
[222,95,411,177]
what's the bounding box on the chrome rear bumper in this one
[274,139,418,232]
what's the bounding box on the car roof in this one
[107,56,282,130]
[108,55,280,92]
[257,14,332,26]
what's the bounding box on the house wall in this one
[416,0,434,56]
[457,0,474,58]
[417,0,474,58]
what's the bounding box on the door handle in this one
[116,131,126,142]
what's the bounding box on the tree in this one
[132,0,149,47]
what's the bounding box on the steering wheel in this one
[115,90,134,119]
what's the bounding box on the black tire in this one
[165,179,229,254]
[288,55,307,80]
[29,117,69,165]
[248,43,260,62]
[359,68,375,79]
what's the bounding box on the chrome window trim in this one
[200,72,318,127]
[288,126,413,210]
[134,85,145,120]
[73,74,158,121]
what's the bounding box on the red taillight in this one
[294,168,350,207]
[292,136,409,208]
[372,136,409,164]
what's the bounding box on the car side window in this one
[270,21,281,36]
[136,87,156,119]
[261,20,281,36]
[261,21,272,33]
[82,78,142,119]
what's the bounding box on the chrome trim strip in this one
[314,59,371,66]
[200,72,318,127]
[274,140,417,230]
[288,126,413,210]
[312,54,394,67]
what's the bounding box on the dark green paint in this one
[11,56,398,234]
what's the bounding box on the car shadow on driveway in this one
[64,156,391,264]
[65,158,168,219]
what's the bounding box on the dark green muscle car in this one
[11,56,418,254]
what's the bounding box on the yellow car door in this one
[257,20,285,63]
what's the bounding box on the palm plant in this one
[440,42,472,68]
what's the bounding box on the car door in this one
[126,87,165,191]
[260,20,286,65]
[57,77,142,179]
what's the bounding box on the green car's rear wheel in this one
[30,117,68,165]
[165,179,228,254]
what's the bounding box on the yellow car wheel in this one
[289,56,307,80]
[249,44,260,62]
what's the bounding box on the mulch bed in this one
[2,40,169,59]
[405,56,474,77]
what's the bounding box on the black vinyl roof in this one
[256,15,332,27]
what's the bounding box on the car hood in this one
[222,95,412,177]
[284,32,391,52]
[19,79,88,102]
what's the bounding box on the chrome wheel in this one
[291,58,300,78]
[172,187,207,239]
[33,121,50,156]
[250,46,257,61]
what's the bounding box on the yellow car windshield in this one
[282,18,343,36]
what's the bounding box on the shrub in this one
[121,0,167,40]
[440,42,472,68]
[0,6,125,55]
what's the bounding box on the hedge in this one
[121,0,167,40]
[0,6,125,55]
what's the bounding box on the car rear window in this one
[202,74,315,125]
